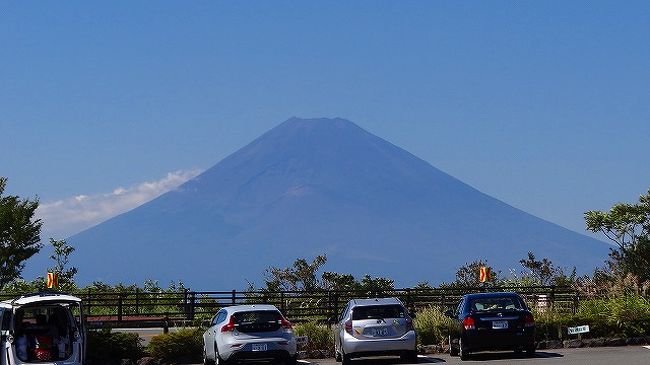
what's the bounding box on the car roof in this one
[350,297,403,306]
[1,292,82,306]
[224,304,280,314]
[462,292,522,299]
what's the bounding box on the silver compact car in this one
[333,298,417,364]
[202,304,297,365]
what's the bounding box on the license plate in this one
[252,344,268,352]
[371,327,389,337]
[492,321,508,329]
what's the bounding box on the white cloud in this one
[37,169,202,238]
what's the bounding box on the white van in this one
[0,292,86,365]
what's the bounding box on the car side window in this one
[339,303,350,322]
[216,310,227,324]
[212,310,226,327]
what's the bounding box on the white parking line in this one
[644,345,650,350]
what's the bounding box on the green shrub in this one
[87,329,144,361]
[534,295,650,340]
[147,328,203,363]
[294,321,333,352]
[413,306,455,346]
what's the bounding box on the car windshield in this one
[352,305,405,320]
[469,296,524,312]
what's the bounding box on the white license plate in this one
[252,344,268,352]
[371,327,389,337]
[492,321,508,329]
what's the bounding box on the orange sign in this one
[479,266,491,283]
[46,272,59,289]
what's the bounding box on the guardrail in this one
[0,285,580,328]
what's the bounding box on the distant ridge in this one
[70,117,609,289]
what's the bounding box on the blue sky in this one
[1,1,649,240]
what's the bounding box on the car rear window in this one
[352,305,406,320]
[469,296,524,312]
[232,310,283,332]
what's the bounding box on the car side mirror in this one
[444,310,455,318]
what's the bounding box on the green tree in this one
[0,177,43,290]
[47,238,78,291]
[585,189,650,281]
[519,251,576,286]
[264,255,327,292]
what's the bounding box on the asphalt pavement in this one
[300,347,650,365]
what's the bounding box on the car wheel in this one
[203,346,214,365]
[526,345,536,357]
[400,350,418,363]
[335,350,342,362]
[459,337,469,361]
[341,352,352,365]
[449,336,459,356]
[285,354,297,365]
[214,345,229,365]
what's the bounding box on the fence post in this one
[231,290,236,305]
[183,289,189,319]
[135,288,140,315]
[573,293,579,315]
[87,288,92,317]
[327,290,332,321]
[405,288,412,313]
[189,292,196,320]
[117,294,123,322]
[280,292,285,314]
[550,286,556,311]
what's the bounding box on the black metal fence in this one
[1,286,580,328]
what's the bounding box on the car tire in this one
[400,350,418,363]
[335,350,342,362]
[526,346,536,357]
[459,337,469,361]
[284,354,297,365]
[203,347,215,365]
[342,352,352,365]
[214,346,229,365]
[449,336,459,356]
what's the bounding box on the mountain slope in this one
[71,117,609,288]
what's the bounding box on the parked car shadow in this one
[338,356,446,364]
[462,351,563,361]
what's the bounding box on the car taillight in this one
[281,317,293,330]
[463,316,475,330]
[344,319,353,335]
[221,316,236,332]
[524,314,535,327]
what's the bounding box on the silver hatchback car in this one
[203,304,297,365]
[333,298,417,364]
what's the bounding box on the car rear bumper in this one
[342,330,416,357]
[463,328,535,352]
[219,337,297,361]
[226,349,292,362]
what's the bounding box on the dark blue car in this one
[446,292,535,360]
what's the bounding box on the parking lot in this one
[300,347,650,365]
